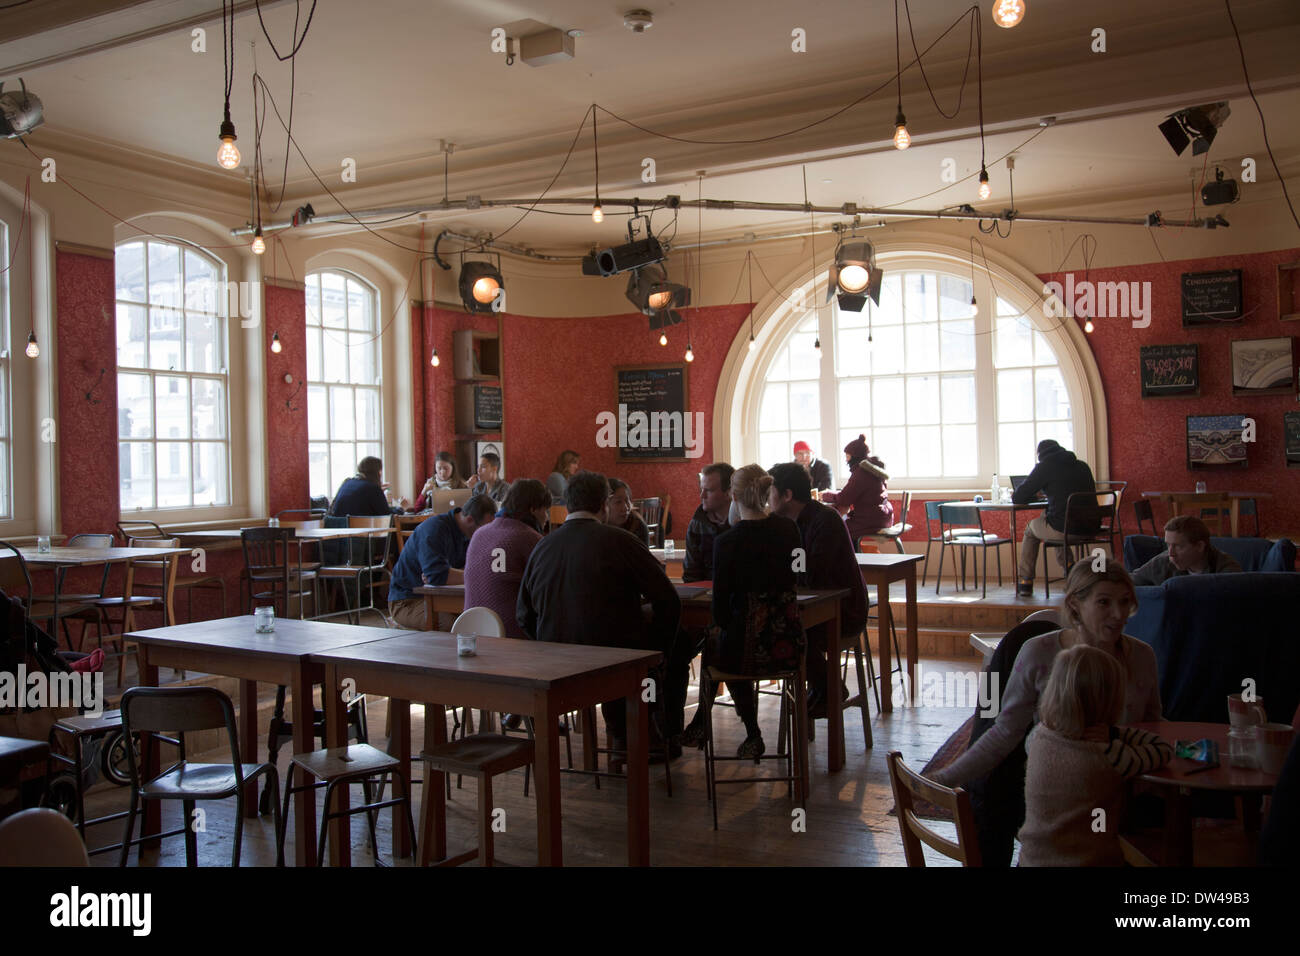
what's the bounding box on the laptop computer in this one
[430,488,467,514]
[1010,475,1047,501]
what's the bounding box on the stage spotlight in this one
[1157,102,1230,157]
[827,241,884,312]
[459,261,504,313]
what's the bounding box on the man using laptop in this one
[1013,439,1099,596]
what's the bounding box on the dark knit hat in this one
[844,434,869,462]
[1036,439,1063,460]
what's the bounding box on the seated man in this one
[1131,514,1243,586]
[331,455,409,515]
[517,471,685,754]
[388,494,495,630]
[469,451,509,506]
[793,440,832,492]
[683,462,733,583]
[768,462,869,718]
[1013,439,1099,596]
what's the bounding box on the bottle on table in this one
[991,474,1001,503]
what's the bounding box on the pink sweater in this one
[463,516,542,639]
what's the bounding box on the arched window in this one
[736,247,1101,488]
[115,238,231,510]
[305,270,382,499]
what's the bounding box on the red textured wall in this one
[264,283,308,515]
[55,250,119,537]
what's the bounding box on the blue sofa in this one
[1127,573,1300,724]
[1123,534,1296,573]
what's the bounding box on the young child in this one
[1017,644,1171,866]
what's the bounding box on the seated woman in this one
[929,559,1162,866]
[820,435,892,548]
[415,451,467,511]
[546,449,581,503]
[330,455,408,515]
[1018,645,1171,866]
[707,464,802,759]
[464,479,551,640]
[605,478,650,546]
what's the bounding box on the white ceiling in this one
[7,0,1300,250]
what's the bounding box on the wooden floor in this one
[79,639,983,867]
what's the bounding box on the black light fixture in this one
[892,0,910,149]
[458,259,505,313]
[216,1,239,169]
[591,109,603,223]
[1158,102,1231,157]
[827,241,883,312]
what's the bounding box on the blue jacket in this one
[389,508,468,601]
[331,476,391,517]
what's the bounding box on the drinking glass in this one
[457,633,477,657]
[664,539,675,558]
[36,536,51,553]
[254,606,275,633]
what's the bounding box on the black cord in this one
[592,109,601,208]
[895,0,903,116]
[1224,0,1300,232]
[253,0,317,61]
[902,1,978,120]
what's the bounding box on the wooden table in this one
[128,616,407,866]
[414,583,466,628]
[855,552,925,714]
[1130,720,1279,866]
[648,548,684,580]
[179,527,394,542]
[1140,491,1272,537]
[676,585,850,771]
[311,632,659,866]
[21,545,194,630]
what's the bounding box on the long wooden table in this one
[22,544,194,630]
[676,585,850,771]
[855,552,924,714]
[311,632,659,866]
[1140,491,1272,537]
[128,616,407,866]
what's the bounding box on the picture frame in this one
[1230,337,1295,396]
[1186,414,1249,470]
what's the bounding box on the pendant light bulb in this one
[658,332,668,347]
[978,166,991,201]
[270,332,282,354]
[970,295,979,317]
[892,111,911,150]
[251,228,266,255]
[685,343,695,363]
[592,202,604,224]
[992,0,1025,29]
[748,335,756,351]
[1083,318,1095,334]
[25,331,39,358]
[217,113,240,170]
[430,348,440,367]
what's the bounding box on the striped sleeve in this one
[1104,726,1172,778]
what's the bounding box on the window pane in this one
[330,387,355,441]
[156,376,189,439]
[347,279,372,330]
[147,242,181,309]
[760,383,789,430]
[766,341,790,381]
[117,373,152,438]
[788,381,819,431]
[186,311,220,373]
[759,432,790,470]
[0,444,8,518]
[306,277,321,327]
[322,328,347,382]
[941,375,976,424]
[939,275,974,320]
[1033,330,1052,365]
[906,375,940,425]
[997,369,1033,422]
[192,379,225,439]
[940,319,975,370]
[309,443,330,499]
[193,443,227,506]
[905,323,939,372]
[998,423,1035,476]
[156,441,190,507]
[908,425,941,476]
[1037,421,1073,452]
[330,446,353,495]
[1035,367,1070,420]
[356,442,381,465]
[116,304,147,368]
[307,385,328,441]
[306,328,322,382]
[836,328,870,376]
[120,442,154,510]
[116,242,146,303]
[788,332,819,380]
[942,424,977,476]
[872,378,905,426]
[904,274,938,324]
[148,308,183,371]
[356,388,381,441]
[873,427,906,476]
[835,298,867,328]
[871,325,904,375]
[321,272,346,327]
[875,275,903,325]
[838,379,870,428]
[349,332,376,384]
[995,317,1033,367]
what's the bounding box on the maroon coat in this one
[823,459,893,541]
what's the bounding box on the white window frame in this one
[305,268,383,500]
[721,241,1107,490]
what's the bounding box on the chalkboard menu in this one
[1140,344,1199,397]
[1182,269,1243,326]
[1285,412,1300,468]
[614,364,689,461]
[474,385,502,431]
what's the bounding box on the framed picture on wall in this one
[1231,337,1294,395]
[1186,414,1249,470]
[476,441,504,479]
[1139,344,1199,397]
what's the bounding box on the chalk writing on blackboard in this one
[1181,270,1243,326]
[1140,344,1199,397]
[611,365,691,461]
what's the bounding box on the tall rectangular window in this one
[115,239,231,510]
[757,314,820,471]
[306,271,381,499]
[994,296,1072,476]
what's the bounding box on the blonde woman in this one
[929,559,1162,864]
[1018,645,1171,866]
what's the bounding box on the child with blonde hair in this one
[1017,644,1171,866]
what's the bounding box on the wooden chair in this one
[887,750,982,866]
[394,513,431,553]
[861,490,913,554]
[1041,492,1118,597]
[635,497,664,548]
[935,504,1008,598]
[117,519,227,622]
[546,504,567,532]
[95,537,180,686]
[1095,480,1128,539]
[118,686,283,867]
[0,808,89,867]
[240,527,317,618]
[1133,498,1157,535]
